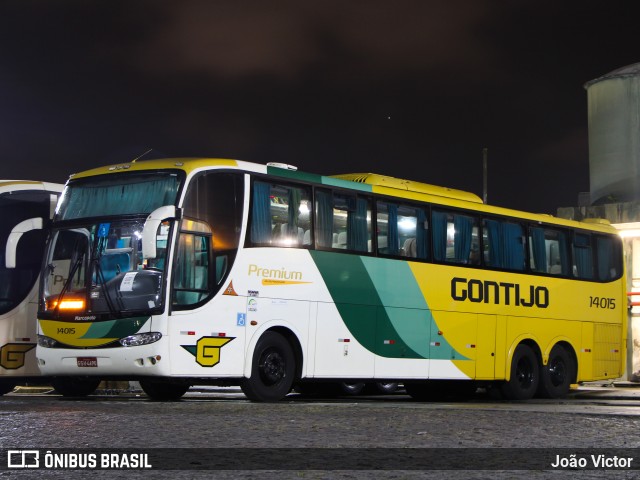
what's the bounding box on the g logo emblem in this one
[0,343,36,370]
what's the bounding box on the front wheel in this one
[500,344,539,400]
[139,379,190,401]
[51,377,101,397]
[537,345,575,398]
[241,332,295,402]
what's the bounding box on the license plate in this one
[77,357,98,367]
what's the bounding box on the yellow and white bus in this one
[0,180,63,394]
[35,159,626,401]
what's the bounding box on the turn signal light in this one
[48,297,86,311]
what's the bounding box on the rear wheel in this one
[51,377,101,397]
[139,379,190,401]
[537,344,574,398]
[339,382,365,395]
[373,382,399,394]
[500,344,539,400]
[241,332,295,402]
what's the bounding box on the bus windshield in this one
[57,171,182,220]
[41,219,171,319]
[40,171,183,320]
[0,190,53,315]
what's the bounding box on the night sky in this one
[1,1,638,214]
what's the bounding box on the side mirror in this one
[5,217,44,268]
[142,205,177,260]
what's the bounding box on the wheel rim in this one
[548,357,566,387]
[516,356,534,389]
[258,347,286,386]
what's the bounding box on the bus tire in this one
[376,382,400,394]
[500,344,539,400]
[537,344,574,399]
[339,382,365,395]
[364,382,399,394]
[51,377,101,397]
[241,331,295,402]
[0,379,17,395]
[139,379,189,401]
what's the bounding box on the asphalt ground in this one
[9,380,640,401]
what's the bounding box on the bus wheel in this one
[339,382,365,395]
[537,345,574,398]
[51,377,101,397]
[139,379,189,401]
[0,379,17,395]
[363,382,399,394]
[500,344,539,400]
[373,382,399,394]
[241,332,295,402]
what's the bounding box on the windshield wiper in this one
[92,257,122,317]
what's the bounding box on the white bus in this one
[35,159,626,401]
[0,180,63,394]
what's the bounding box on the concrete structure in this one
[558,62,640,381]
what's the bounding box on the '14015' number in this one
[590,296,616,309]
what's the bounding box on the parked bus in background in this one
[0,180,63,394]
[35,159,626,401]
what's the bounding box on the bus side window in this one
[596,235,621,280]
[433,210,478,265]
[573,233,593,279]
[250,181,311,247]
[529,226,570,276]
[377,201,428,259]
[485,219,524,271]
[173,228,211,307]
[316,190,371,253]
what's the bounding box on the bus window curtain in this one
[287,187,301,236]
[574,234,593,279]
[503,223,524,270]
[597,237,615,280]
[454,215,472,263]
[416,208,428,259]
[432,211,447,261]
[61,177,178,220]
[347,197,368,252]
[558,233,570,275]
[530,227,547,272]
[250,182,272,244]
[387,203,399,255]
[315,190,333,248]
[574,246,593,279]
[485,219,502,268]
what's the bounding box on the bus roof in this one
[0,180,63,194]
[330,173,484,204]
[66,158,619,235]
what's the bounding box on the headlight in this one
[119,332,162,347]
[38,335,59,348]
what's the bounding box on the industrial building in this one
[558,62,640,381]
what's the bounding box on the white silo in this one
[585,62,640,205]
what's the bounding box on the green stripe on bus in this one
[310,251,421,358]
[81,316,150,339]
[311,251,468,361]
[266,166,373,192]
